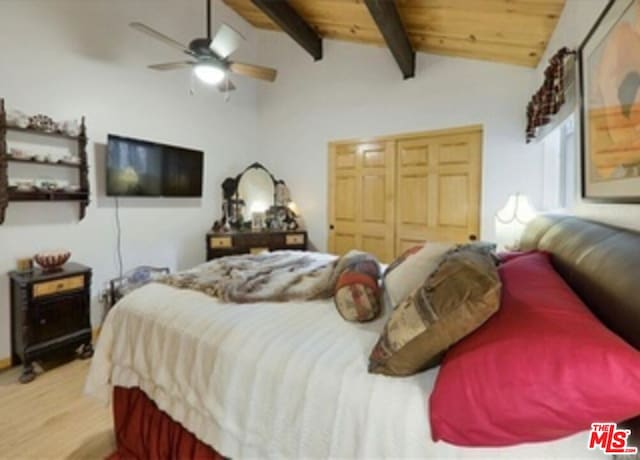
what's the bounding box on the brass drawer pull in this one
[210,237,233,249]
[33,275,85,298]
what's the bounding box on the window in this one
[542,114,576,211]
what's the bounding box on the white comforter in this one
[86,283,603,459]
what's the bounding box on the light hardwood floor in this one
[0,358,114,459]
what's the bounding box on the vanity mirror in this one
[237,165,275,220]
[215,162,299,232]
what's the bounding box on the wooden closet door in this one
[328,141,395,263]
[396,130,482,253]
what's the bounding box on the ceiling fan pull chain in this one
[224,77,231,102]
[189,72,196,96]
[214,0,216,40]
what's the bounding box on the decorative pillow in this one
[430,251,640,447]
[497,250,540,264]
[383,245,423,277]
[383,242,454,307]
[334,257,381,322]
[369,247,501,376]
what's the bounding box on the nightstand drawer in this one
[33,275,85,298]
[210,236,233,249]
[285,234,305,246]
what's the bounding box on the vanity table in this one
[206,230,308,260]
[209,162,307,260]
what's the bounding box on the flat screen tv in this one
[106,134,203,197]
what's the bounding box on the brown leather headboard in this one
[520,214,640,349]
[520,214,640,440]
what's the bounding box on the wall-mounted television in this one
[106,134,204,197]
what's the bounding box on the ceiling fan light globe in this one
[194,63,225,85]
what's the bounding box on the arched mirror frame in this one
[236,163,277,220]
[218,162,297,231]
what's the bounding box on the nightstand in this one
[9,262,93,383]
[206,230,308,260]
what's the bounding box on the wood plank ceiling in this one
[223,0,566,69]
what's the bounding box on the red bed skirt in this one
[110,386,225,460]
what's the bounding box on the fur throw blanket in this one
[158,250,379,303]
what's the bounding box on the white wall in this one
[256,32,542,252]
[537,0,640,231]
[0,0,259,360]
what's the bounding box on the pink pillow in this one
[429,251,640,446]
[496,250,538,263]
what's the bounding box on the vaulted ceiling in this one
[224,0,566,73]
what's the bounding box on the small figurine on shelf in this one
[212,201,230,232]
[284,208,299,230]
[265,205,299,231]
[212,218,224,233]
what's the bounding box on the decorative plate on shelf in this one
[29,114,56,133]
[6,109,29,128]
[7,148,33,160]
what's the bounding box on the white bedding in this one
[85,283,604,460]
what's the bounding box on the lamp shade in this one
[495,193,537,251]
[287,201,299,216]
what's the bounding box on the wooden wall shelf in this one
[8,190,89,202]
[7,157,82,169]
[0,98,90,223]
[6,125,81,141]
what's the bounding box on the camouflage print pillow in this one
[368,247,501,376]
[334,259,381,322]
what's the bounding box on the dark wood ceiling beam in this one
[250,0,322,61]
[364,0,415,79]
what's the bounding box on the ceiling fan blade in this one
[130,22,190,53]
[148,61,195,71]
[229,62,277,82]
[217,79,236,93]
[210,23,245,59]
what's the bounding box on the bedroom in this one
[0,0,639,458]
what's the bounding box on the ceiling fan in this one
[130,0,277,92]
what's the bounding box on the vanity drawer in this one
[33,275,85,298]
[285,233,306,246]
[206,231,308,260]
[210,236,233,249]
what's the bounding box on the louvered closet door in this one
[328,141,395,263]
[396,130,482,253]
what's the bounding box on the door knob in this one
[469,234,477,241]
[329,225,335,230]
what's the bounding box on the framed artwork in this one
[580,0,640,202]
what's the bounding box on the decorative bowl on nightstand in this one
[34,250,71,272]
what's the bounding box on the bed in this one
[86,215,640,459]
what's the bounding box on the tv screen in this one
[107,135,203,197]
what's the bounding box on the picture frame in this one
[579,0,640,202]
[251,211,265,231]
